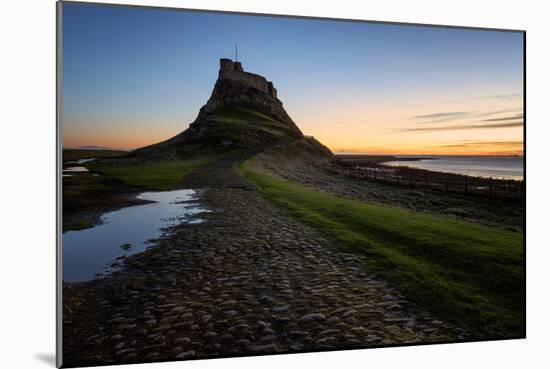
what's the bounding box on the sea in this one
[381,156,524,180]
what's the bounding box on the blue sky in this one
[62,2,524,154]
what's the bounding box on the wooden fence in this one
[325,164,524,201]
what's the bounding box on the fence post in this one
[489,177,493,198]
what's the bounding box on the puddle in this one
[62,189,209,282]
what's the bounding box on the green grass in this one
[208,107,299,138]
[63,174,107,197]
[238,162,525,338]
[88,158,215,190]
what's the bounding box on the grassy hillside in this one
[131,107,303,159]
[208,107,301,140]
[189,106,303,150]
[238,162,524,339]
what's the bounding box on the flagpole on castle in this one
[235,44,238,62]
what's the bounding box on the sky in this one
[61,2,524,155]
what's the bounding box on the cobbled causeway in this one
[63,157,465,366]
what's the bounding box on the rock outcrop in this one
[132,59,306,158]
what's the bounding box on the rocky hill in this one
[132,59,323,160]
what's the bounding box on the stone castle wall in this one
[219,59,277,99]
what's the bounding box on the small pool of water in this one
[76,158,96,164]
[63,158,97,176]
[63,166,89,173]
[62,189,209,282]
[64,158,96,165]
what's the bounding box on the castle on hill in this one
[218,58,278,99]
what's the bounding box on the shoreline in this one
[336,154,524,182]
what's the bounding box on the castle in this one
[218,58,278,99]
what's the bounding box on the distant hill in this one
[76,145,117,150]
[63,148,128,161]
[132,59,331,162]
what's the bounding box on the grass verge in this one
[238,162,524,339]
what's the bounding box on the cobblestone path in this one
[63,157,463,367]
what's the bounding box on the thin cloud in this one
[401,121,523,132]
[414,111,472,120]
[483,114,523,122]
[439,141,523,148]
[333,108,523,127]
[333,120,372,125]
[472,108,522,118]
[413,111,474,124]
[410,107,523,125]
[471,93,523,101]
[438,93,523,104]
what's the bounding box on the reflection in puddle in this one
[62,189,209,282]
[65,158,96,165]
[63,166,89,173]
[76,158,96,164]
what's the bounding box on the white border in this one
[2,1,549,368]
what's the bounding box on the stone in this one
[173,337,191,345]
[247,343,276,352]
[220,333,234,342]
[290,343,304,351]
[220,300,237,307]
[316,337,336,345]
[298,313,326,322]
[318,329,340,336]
[365,335,382,343]
[259,335,277,342]
[228,323,251,332]
[384,318,412,325]
[144,352,159,360]
[175,350,196,359]
[350,327,368,335]
[326,316,340,324]
[273,305,291,312]
[115,323,136,331]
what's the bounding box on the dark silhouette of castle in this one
[218,58,278,99]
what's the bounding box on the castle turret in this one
[217,58,278,99]
[267,82,277,99]
[219,58,234,72]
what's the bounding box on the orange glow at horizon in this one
[292,93,524,156]
[62,118,189,151]
[63,94,524,155]
[328,143,524,156]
